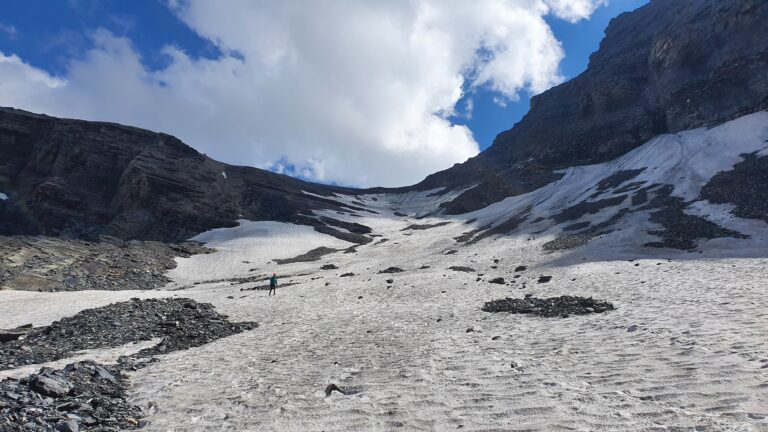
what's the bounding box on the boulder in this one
[55,420,79,432]
[29,374,72,398]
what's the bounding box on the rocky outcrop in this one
[0,236,212,291]
[0,108,365,243]
[701,153,768,224]
[419,0,768,213]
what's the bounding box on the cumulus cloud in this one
[0,0,604,187]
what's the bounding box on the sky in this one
[0,0,648,187]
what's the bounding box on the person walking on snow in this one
[268,273,278,296]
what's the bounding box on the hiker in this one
[269,273,278,295]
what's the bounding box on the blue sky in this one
[0,0,649,186]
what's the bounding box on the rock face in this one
[0,108,365,243]
[418,0,768,213]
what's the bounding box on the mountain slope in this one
[0,108,372,243]
[2,0,768,249]
[420,0,768,214]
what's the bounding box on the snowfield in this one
[2,113,768,430]
[127,215,768,431]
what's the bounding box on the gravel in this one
[0,299,257,431]
[482,295,615,318]
[0,236,212,292]
[0,298,257,370]
[1,360,143,431]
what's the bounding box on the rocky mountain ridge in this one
[419,0,768,213]
[0,108,371,243]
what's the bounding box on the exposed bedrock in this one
[701,153,768,224]
[0,108,369,243]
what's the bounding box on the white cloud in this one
[0,0,604,187]
[544,0,608,22]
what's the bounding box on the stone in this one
[489,277,505,284]
[0,329,26,343]
[379,267,404,274]
[447,266,475,273]
[538,276,552,283]
[514,266,527,272]
[325,383,345,397]
[55,420,79,432]
[29,374,72,398]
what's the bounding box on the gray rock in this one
[29,374,72,398]
[0,329,25,343]
[55,420,79,432]
[325,383,345,397]
[0,107,371,244]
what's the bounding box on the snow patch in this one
[459,111,768,234]
[0,192,8,200]
[0,290,172,329]
[168,220,355,285]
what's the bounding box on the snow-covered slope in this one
[458,111,768,228]
[2,113,767,430]
[119,114,768,430]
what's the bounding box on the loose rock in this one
[325,383,345,397]
[0,298,257,369]
[447,266,475,273]
[482,295,615,318]
[1,361,143,431]
[379,267,404,274]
